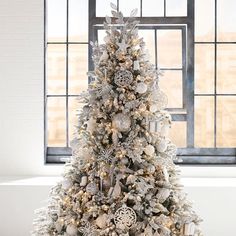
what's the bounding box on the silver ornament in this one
[136,82,147,94]
[114,70,133,87]
[86,182,98,195]
[114,205,137,229]
[112,113,131,132]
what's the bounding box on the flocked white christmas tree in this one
[32,4,203,236]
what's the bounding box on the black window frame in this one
[45,0,236,164]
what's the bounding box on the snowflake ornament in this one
[114,205,137,229]
[78,222,97,236]
[97,147,114,163]
[114,70,133,87]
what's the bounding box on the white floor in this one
[0,177,236,236]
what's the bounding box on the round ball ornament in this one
[114,70,133,88]
[156,139,168,153]
[86,182,98,195]
[114,205,137,229]
[112,113,131,132]
[66,224,78,236]
[136,82,147,94]
[144,144,155,156]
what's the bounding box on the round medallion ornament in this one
[112,113,131,132]
[86,182,98,195]
[114,70,133,87]
[114,205,137,229]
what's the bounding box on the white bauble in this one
[184,222,195,235]
[147,164,155,174]
[96,214,109,229]
[136,82,148,94]
[156,139,167,153]
[55,221,63,233]
[112,113,131,132]
[61,179,73,190]
[149,104,158,113]
[144,144,155,156]
[66,224,78,236]
[80,176,88,187]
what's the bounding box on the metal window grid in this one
[45,0,236,164]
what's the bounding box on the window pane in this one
[195,0,215,42]
[98,30,106,44]
[119,0,140,17]
[159,70,183,108]
[166,0,187,16]
[169,121,186,147]
[157,30,182,68]
[69,44,88,95]
[48,44,66,95]
[69,97,84,143]
[47,98,66,146]
[217,44,236,94]
[96,0,117,17]
[48,0,67,42]
[69,0,88,42]
[195,44,214,94]
[195,96,214,147]
[217,0,236,42]
[142,0,164,16]
[217,96,236,147]
[139,30,155,65]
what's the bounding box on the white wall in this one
[0,0,62,176]
[1,177,236,236]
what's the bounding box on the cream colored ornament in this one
[66,224,78,236]
[61,179,73,190]
[162,167,169,182]
[133,60,140,70]
[80,176,88,187]
[156,188,170,203]
[156,139,167,153]
[156,121,163,132]
[126,175,136,184]
[96,214,109,229]
[55,220,63,233]
[144,144,155,156]
[184,222,195,235]
[136,82,147,94]
[87,117,96,133]
[112,113,131,132]
[149,103,158,113]
[112,179,121,198]
[99,50,109,63]
[147,164,156,174]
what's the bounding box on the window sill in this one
[1,174,236,187]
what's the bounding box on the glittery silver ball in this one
[112,113,131,132]
[114,70,133,87]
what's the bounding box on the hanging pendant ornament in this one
[184,222,196,235]
[149,88,168,110]
[136,82,147,94]
[78,221,97,236]
[114,70,133,88]
[133,60,140,70]
[112,113,131,132]
[114,205,137,229]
